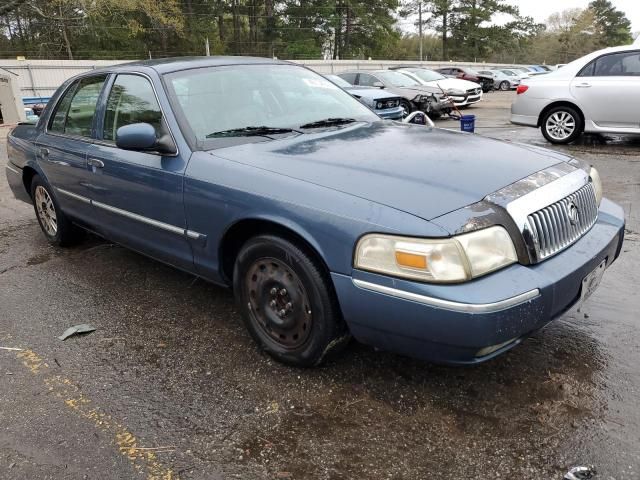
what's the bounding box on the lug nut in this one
[279,309,286,317]
[270,300,276,308]
[285,302,292,311]
[270,287,277,296]
[279,288,287,296]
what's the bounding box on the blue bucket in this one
[460,114,476,133]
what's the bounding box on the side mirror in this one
[373,81,385,88]
[116,123,175,154]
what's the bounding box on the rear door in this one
[570,50,640,130]
[36,74,107,223]
[84,72,193,270]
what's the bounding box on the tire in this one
[499,81,510,91]
[30,174,83,246]
[399,99,414,117]
[540,105,584,144]
[233,234,350,367]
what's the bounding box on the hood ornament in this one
[567,201,579,225]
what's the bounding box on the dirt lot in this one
[1,91,639,479]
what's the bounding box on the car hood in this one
[346,87,398,101]
[208,121,569,221]
[423,78,480,91]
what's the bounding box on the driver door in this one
[84,73,193,270]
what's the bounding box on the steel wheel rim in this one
[34,185,57,236]
[546,111,576,141]
[245,257,313,350]
[500,81,509,91]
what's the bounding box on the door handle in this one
[575,83,592,88]
[87,158,104,169]
[39,147,49,160]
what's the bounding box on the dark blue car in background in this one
[324,74,405,120]
[5,57,625,367]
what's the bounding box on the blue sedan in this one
[324,74,405,120]
[5,57,625,366]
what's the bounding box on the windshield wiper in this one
[299,118,357,129]
[206,126,299,138]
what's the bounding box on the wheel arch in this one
[537,101,585,128]
[22,165,39,199]
[219,216,333,286]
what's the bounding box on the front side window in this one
[411,69,446,82]
[593,51,640,76]
[165,64,378,145]
[358,73,379,87]
[49,76,106,137]
[103,74,163,141]
[376,71,420,87]
[338,72,357,84]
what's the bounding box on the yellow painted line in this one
[12,349,176,480]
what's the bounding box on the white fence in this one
[0,58,519,98]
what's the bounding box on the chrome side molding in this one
[352,278,540,314]
[55,187,203,240]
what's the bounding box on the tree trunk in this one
[442,11,448,60]
[264,0,274,56]
[217,0,225,43]
[61,22,73,59]
[345,3,351,58]
[232,0,240,53]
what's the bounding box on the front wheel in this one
[541,106,584,144]
[30,174,83,246]
[499,81,510,91]
[399,99,414,117]
[233,235,349,367]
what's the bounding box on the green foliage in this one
[0,0,634,62]
[589,0,633,47]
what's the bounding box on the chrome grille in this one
[526,182,598,261]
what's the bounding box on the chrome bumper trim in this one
[5,164,20,175]
[352,278,540,313]
[55,188,203,240]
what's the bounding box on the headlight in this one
[354,226,517,283]
[376,102,383,109]
[589,167,602,206]
[447,89,465,96]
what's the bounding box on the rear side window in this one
[49,75,106,137]
[580,51,640,77]
[103,74,163,141]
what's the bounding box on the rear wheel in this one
[541,106,583,144]
[499,81,510,91]
[30,174,83,246]
[233,235,349,367]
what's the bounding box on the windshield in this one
[165,64,378,144]
[376,71,420,87]
[501,70,515,76]
[408,69,446,82]
[324,75,352,88]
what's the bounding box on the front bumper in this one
[376,106,405,120]
[331,198,625,365]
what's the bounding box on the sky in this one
[513,0,640,31]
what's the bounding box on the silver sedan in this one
[511,45,640,144]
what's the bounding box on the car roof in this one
[88,56,291,75]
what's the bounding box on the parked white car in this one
[393,68,483,107]
[511,45,640,144]
[477,69,519,90]
[498,68,531,81]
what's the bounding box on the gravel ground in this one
[1,91,639,479]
